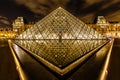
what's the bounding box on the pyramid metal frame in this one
[13,7,109,75]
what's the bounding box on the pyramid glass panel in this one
[14,7,109,75]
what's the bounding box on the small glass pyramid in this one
[14,7,108,75]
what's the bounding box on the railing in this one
[98,38,114,80]
[8,40,28,80]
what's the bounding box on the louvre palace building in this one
[0,12,120,40]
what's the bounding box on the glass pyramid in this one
[14,7,108,75]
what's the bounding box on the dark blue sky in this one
[0,0,120,25]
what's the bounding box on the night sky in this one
[0,0,120,27]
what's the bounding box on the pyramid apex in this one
[58,7,63,9]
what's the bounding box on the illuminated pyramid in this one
[14,7,108,75]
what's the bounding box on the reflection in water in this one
[14,39,108,68]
